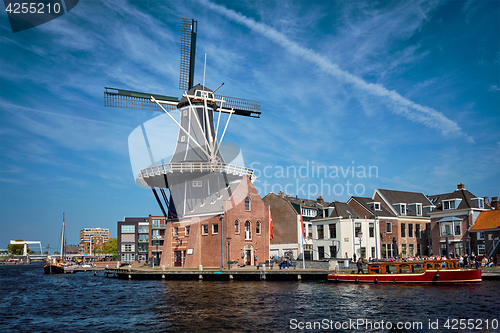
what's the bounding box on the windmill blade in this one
[215,94,261,118]
[179,18,197,91]
[104,87,179,112]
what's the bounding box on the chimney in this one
[457,183,465,190]
[491,197,500,210]
[317,196,324,205]
[278,191,285,198]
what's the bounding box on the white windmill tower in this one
[104,18,261,220]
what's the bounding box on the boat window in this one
[427,263,433,269]
[434,263,441,269]
[386,265,397,273]
[370,266,381,274]
[451,262,456,269]
[399,264,410,274]
[412,264,424,273]
[442,263,446,269]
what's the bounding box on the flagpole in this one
[301,210,305,269]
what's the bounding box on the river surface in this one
[1,263,499,332]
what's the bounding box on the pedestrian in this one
[353,253,357,263]
[357,258,364,274]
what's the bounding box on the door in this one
[174,250,182,267]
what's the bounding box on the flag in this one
[300,209,305,241]
[269,208,274,240]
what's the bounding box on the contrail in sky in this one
[201,0,474,143]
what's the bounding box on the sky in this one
[1,0,499,251]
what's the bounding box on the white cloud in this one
[201,0,474,143]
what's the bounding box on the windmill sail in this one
[179,18,197,91]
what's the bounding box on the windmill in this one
[104,18,261,219]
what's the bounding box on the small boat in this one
[44,213,73,274]
[328,259,481,283]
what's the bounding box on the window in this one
[440,222,453,236]
[192,180,202,187]
[408,224,414,238]
[317,225,324,239]
[121,225,135,233]
[186,226,190,235]
[386,222,392,233]
[371,247,375,259]
[152,219,160,228]
[318,246,325,260]
[477,232,484,240]
[401,223,406,238]
[308,225,312,238]
[409,203,422,216]
[173,227,179,236]
[355,223,361,237]
[394,203,406,215]
[244,197,251,211]
[443,199,461,210]
[369,223,374,238]
[256,221,261,234]
[138,234,149,243]
[212,224,218,234]
[382,243,394,259]
[245,221,251,240]
[202,224,208,235]
[235,220,239,234]
[401,244,407,256]
[478,244,485,256]
[455,243,464,256]
[409,244,414,257]
[472,198,484,209]
[415,224,421,238]
[121,244,135,252]
[330,245,337,258]
[138,225,149,233]
[374,202,381,210]
[122,253,135,261]
[454,221,461,236]
[329,224,336,239]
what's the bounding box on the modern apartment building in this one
[79,228,110,255]
[117,217,149,262]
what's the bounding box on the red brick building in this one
[150,176,270,268]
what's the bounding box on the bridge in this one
[9,240,43,256]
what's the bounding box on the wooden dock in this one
[104,267,329,281]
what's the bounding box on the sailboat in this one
[44,213,70,274]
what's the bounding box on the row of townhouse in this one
[266,183,499,262]
[115,180,499,267]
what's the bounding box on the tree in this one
[7,240,30,255]
[102,238,117,255]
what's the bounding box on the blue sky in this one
[1,0,499,250]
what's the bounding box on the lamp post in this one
[227,236,231,268]
[358,231,363,259]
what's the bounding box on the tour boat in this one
[44,213,72,274]
[328,259,481,283]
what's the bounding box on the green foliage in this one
[7,239,30,255]
[102,238,117,255]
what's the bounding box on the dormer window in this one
[443,199,462,210]
[424,205,435,213]
[368,202,381,211]
[195,90,213,99]
[394,203,407,216]
[472,198,484,209]
[409,203,422,216]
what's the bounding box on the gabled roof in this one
[376,189,433,217]
[428,188,490,212]
[349,196,396,218]
[469,210,500,232]
[283,196,327,209]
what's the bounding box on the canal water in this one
[1,263,499,332]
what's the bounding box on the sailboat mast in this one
[61,213,65,260]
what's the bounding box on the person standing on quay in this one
[357,258,364,274]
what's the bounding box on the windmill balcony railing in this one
[139,162,255,179]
